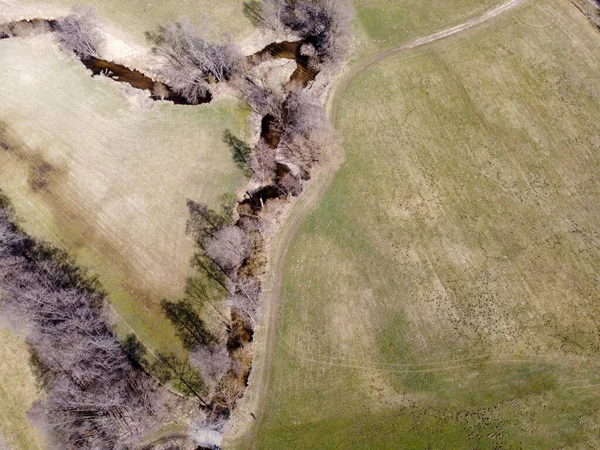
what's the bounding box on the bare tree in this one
[186,200,230,243]
[279,172,303,196]
[245,0,285,32]
[253,0,353,66]
[191,415,226,449]
[161,300,215,349]
[236,77,284,116]
[250,139,277,183]
[300,42,320,69]
[205,226,252,274]
[224,277,261,329]
[185,275,230,328]
[211,370,246,416]
[54,6,102,59]
[147,19,242,104]
[152,352,209,406]
[189,344,231,388]
[276,90,332,172]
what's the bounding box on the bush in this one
[148,19,242,104]
[54,6,102,59]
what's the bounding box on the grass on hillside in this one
[0,329,45,450]
[0,37,249,353]
[257,0,600,447]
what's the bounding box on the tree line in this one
[0,196,168,449]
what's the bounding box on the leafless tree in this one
[186,200,230,243]
[300,42,320,69]
[190,414,226,449]
[161,300,215,349]
[185,275,230,328]
[279,172,303,196]
[205,226,252,275]
[235,77,284,117]
[253,0,353,66]
[153,352,209,406]
[255,0,286,32]
[211,370,246,416]
[189,344,231,388]
[54,6,102,59]
[148,19,242,103]
[276,90,332,172]
[250,139,277,183]
[224,277,261,329]
[284,90,328,136]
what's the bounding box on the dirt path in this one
[227,0,527,448]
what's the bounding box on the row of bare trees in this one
[0,204,166,449]
[161,10,355,415]
[149,198,261,419]
[174,0,352,418]
[186,200,260,336]
[236,78,333,190]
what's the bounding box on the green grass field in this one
[0,36,249,353]
[257,0,600,447]
[0,329,45,450]
[355,0,505,52]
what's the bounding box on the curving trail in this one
[229,0,527,447]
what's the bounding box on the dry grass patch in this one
[0,329,45,450]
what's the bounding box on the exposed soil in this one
[260,113,282,148]
[248,40,319,89]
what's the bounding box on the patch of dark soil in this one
[240,185,283,214]
[260,113,282,148]
[28,157,62,193]
[227,313,253,351]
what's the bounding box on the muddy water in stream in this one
[240,40,320,212]
[81,58,211,105]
